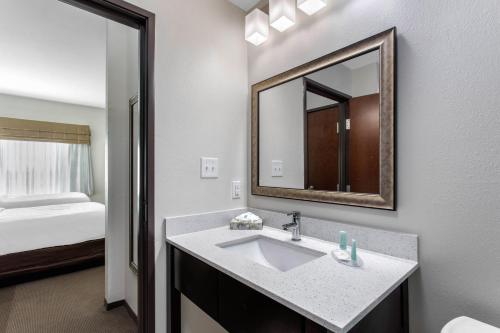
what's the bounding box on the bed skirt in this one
[0,239,104,286]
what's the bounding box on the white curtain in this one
[0,140,94,196]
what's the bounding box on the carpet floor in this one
[0,266,137,333]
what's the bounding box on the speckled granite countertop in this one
[167,226,418,333]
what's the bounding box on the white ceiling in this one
[0,0,106,108]
[228,0,261,11]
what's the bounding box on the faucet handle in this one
[284,211,302,241]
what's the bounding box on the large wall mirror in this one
[252,28,396,210]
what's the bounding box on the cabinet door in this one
[218,273,303,333]
[305,319,329,333]
[348,285,403,333]
[173,248,219,320]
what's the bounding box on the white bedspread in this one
[0,192,90,209]
[0,202,105,255]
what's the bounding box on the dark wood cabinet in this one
[305,319,328,333]
[349,284,406,333]
[173,248,219,320]
[218,273,303,333]
[168,245,408,333]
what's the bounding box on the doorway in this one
[303,77,350,192]
[304,77,380,195]
[0,1,155,332]
[63,1,156,332]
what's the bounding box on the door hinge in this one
[346,119,351,130]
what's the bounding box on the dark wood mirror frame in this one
[251,28,396,210]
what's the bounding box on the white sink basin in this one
[217,235,326,272]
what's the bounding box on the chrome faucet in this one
[282,211,301,241]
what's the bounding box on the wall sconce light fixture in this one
[269,0,296,32]
[245,8,270,46]
[245,0,328,46]
[297,0,327,15]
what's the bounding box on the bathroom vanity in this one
[166,225,418,333]
[165,27,414,333]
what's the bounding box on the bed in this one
[0,193,105,284]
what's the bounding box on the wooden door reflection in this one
[306,105,340,191]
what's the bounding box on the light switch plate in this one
[200,157,218,178]
[272,160,283,177]
[232,181,241,199]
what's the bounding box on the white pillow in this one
[0,192,90,209]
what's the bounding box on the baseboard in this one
[104,299,138,323]
[104,299,125,311]
[124,301,138,323]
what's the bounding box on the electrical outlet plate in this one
[232,181,241,199]
[201,157,218,178]
[272,160,283,177]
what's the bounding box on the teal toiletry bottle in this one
[351,239,357,262]
[339,231,347,250]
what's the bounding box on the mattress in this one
[0,192,90,209]
[0,202,105,255]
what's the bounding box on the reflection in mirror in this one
[130,95,140,273]
[259,50,380,195]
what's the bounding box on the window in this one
[0,140,94,196]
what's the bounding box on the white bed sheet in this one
[0,192,90,209]
[0,202,105,255]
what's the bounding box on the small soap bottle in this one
[351,239,357,263]
[339,231,347,251]
[339,231,347,250]
[332,231,350,262]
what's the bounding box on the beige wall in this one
[105,20,139,308]
[259,78,304,189]
[0,93,106,203]
[124,0,248,331]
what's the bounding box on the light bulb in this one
[297,0,327,16]
[269,0,296,32]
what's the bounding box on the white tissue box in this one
[230,212,263,230]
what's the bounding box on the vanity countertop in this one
[167,226,418,333]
